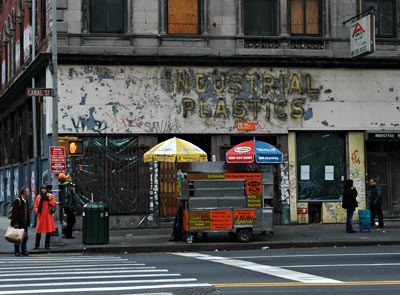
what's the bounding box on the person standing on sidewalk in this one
[33,185,56,250]
[368,178,384,229]
[63,182,77,239]
[10,187,31,256]
[342,179,358,233]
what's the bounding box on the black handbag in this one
[48,205,57,215]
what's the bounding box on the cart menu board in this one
[246,179,262,208]
[247,194,262,208]
[187,210,210,230]
[234,209,256,225]
[210,210,233,230]
[185,209,234,231]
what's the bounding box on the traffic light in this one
[67,140,84,156]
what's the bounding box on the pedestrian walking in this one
[10,187,31,256]
[63,182,77,239]
[342,179,358,233]
[33,185,57,250]
[368,178,384,228]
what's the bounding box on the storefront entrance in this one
[367,140,400,218]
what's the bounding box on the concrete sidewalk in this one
[1,215,400,255]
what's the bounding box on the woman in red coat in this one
[34,185,57,250]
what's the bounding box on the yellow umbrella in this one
[143,137,208,162]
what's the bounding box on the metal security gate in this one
[73,136,149,214]
[367,151,400,217]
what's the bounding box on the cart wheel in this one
[185,234,194,244]
[236,229,252,243]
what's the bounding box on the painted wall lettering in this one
[162,69,320,121]
[57,65,400,135]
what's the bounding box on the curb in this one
[2,240,399,255]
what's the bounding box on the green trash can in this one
[82,202,109,244]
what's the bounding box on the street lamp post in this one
[50,0,61,241]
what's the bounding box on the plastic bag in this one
[5,227,25,244]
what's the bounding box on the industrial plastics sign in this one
[350,14,375,58]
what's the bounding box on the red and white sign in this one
[236,121,257,131]
[49,146,66,174]
[350,14,375,58]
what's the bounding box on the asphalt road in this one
[0,246,399,294]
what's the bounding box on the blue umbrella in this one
[254,140,282,164]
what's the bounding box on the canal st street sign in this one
[49,146,66,174]
[26,88,53,97]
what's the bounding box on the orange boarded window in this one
[168,0,199,34]
[290,0,320,35]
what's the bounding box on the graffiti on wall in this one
[322,202,347,223]
[349,132,366,206]
[59,67,400,135]
[58,66,326,135]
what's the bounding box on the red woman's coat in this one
[34,193,57,233]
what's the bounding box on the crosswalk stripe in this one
[0,255,210,295]
[0,283,212,295]
[0,278,199,288]
[0,268,168,277]
[0,263,146,271]
[0,273,181,282]
[173,252,342,284]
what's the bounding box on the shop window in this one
[297,132,346,200]
[290,0,321,35]
[364,0,396,37]
[168,0,199,34]
[90,0,125,33]
[244,0,277,36]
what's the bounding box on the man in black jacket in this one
[10,187,31,256]
[368,178,384,229]
[63,182,77,239]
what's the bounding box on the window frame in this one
[364,0,396,38]
[243,0,277,36]
[89,0,126,34]
[290,0,323,36]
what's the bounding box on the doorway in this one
[367,142,400,217]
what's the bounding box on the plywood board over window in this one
[290,0,320,35]
[291,0,304,34]
[306,0,319,34]
[168,0,199,34]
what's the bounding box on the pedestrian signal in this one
[68,140,84,156]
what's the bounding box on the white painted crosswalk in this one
[0,254,211,294]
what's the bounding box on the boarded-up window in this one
[168,0,199,34]
[297,132,346,200]
[244,0,277,36]
[291,0,320,35]
[90,0,125,33]
[364,0,396,37]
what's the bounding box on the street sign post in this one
[49,146,66,174]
